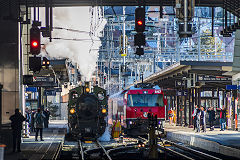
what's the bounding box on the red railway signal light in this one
[135,7,145,33]
[32,41,38,47]
[137,20,143,26]
[30,26,41,55]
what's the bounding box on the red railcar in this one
[108,83,167,136]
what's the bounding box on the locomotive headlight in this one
[101,108,107,114]
[86,88,90,93]
[70,108,75,114]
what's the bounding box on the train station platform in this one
[164,123,240,159]
[4,120,67,160]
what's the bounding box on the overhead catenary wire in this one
[52,27,90,34]
[51,37,101,41]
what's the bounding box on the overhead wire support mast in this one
[123,6,126,88]
[184,0,188,33]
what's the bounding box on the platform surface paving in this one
[165,123,240,158]
[4,120,67,160]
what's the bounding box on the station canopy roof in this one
[144,61,233,91]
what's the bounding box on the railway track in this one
[77,140,112,160]
[78,140,85,160]
[96,140,112,160]
[137,136,222,160]
[159,139,222,160]
[63,136,225,160]
[163,140,222,160]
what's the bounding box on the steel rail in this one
[52,142,63,160]
[165,140,222,160]
[137,136,148,142]
[96,140,112,160]
[158,144,194,160]
[78,140,85,160]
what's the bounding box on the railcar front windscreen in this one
[127,94,164,107]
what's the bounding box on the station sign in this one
[44,90,56,96]
[31,76,57,87]
[197,75,232,82]
[225,85,240,90]
[176,90,188,96]
[175,80,186,87]
[44,87,62,96]
[26,87,37,92]
[33,76,55,82]
[45,87,62,92]
[226,85,238,90]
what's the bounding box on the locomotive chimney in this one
[84,81,91,93]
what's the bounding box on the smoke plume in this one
[41,7,106,81]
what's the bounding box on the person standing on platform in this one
[196,106,201,133]
[9,109,26,152]
[34,108,46,141]
[208,107,215,131]
[25,108,30,123]
[30,109,36,132]
[24,108,30,135]
[200,106,206,132]
[168,108,174,125]
[192,105,198,130]
[43,108,50,128]
[218,107,226,131]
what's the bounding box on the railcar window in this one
[127,94,164,107]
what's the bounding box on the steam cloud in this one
[41,7,106,81]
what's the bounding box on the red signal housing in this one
[30,26,41,55]
[135,7,145,32]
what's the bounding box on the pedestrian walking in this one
[9,109,26,152]
[43,108,50,128]
[200,106,206,132]
[192,105,198,130]
[34,108,46,141]
[208,107,215,131]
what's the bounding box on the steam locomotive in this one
[67,82,108,140]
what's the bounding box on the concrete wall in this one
[0,0,19,124]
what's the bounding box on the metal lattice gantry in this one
[97,6,236,94]
[19,0,223,7]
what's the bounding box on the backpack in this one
[35,113,43,125]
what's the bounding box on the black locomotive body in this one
[67,84,108,140]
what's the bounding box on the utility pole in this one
[119,63,121,91]
[197,17,201,61]
[122,6,126,88]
